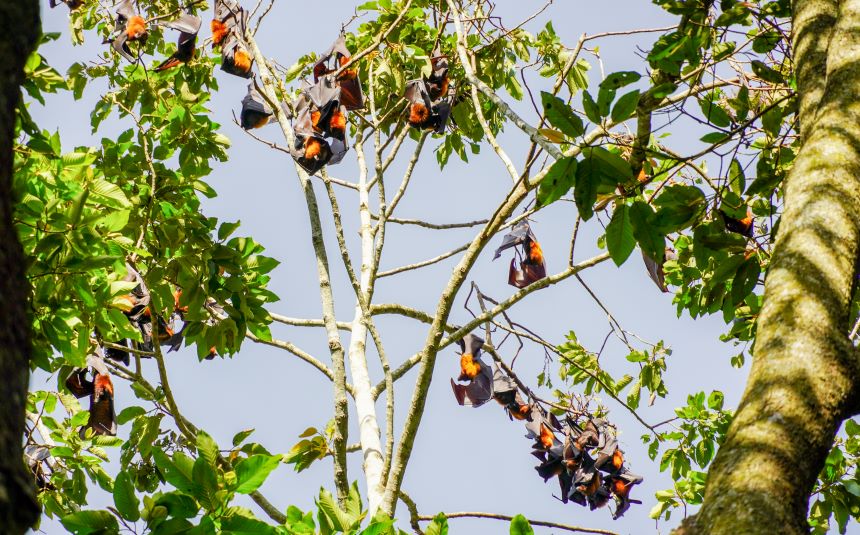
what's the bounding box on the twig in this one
[416,512,619,535]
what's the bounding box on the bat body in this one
[155,13,202,72]
[221,33,254,78]
[65,354,117,437]
[212,0,245,47]
[314,36,364,110]
[240,84,273,130]
[49,0,84,9]
[404,79,453,134]
[426,55,450,101]
[494,221,547,288]
[289,80,349,172]
[107,0,148,63]
[450,334,493,407]
[642,247,677,293]
[720,208,754,237]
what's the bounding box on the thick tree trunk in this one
[677,1,860,533]
[0,1,41,533]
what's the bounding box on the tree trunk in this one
[0,1,41,533]
[677,1,860,533]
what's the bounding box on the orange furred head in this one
[304,138,323,160]
[94,373,114,398]
[338,54,351,67]
[211,19,228,46]
[612,478,630,498]
[612,449,624,470]
[409,102,430,126]
[528,239,544,265]
[330,108,346,135]
[539,423,555,449]
[510,403,530,420]
[233,49,252,73]
[126,15,147,40]
[740,208,753,227]
[459,353,481,380]
[311,110,321,130]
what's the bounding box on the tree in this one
[0,0,43,533]
[18,0,860,534]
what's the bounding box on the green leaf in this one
[600,71,641,90]
[537,157,577,207]
[611,89,640,122]
[606,205,635,266]
[196,430,219,468]
[232,428,255,446]
[751,60,784,84]
[221,507,276,535]
[113,471,140,522]
[153,448,195,494]
[540,92,584,138]
[509,514,534,535]
[582,91,601,123]
[728,158,745,196]
[316,487,358,532]
[234,454,282,494]
[630,201,665,260]
[116,406,145,425]
[61,510,119,534]
[425,513,448,535]
[699,97,732,128]
[707,390,724,410]
[89,179,131,209]
[597,87,616,117]
[652,185,707,233]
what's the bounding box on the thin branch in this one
[417,512,619,535]
[377,243,469,277]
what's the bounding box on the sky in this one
[27,1,856,534]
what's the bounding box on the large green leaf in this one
[540,92,584,138]
[113,471,140,522]
[234,454,282,494]
[425,513,448,535]
[606,204,636,266]
[509,514,535,535]
[537,156,577,207]
[60,510,119,535]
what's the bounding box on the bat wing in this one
[111,34,137,63]
[405,80,432,107]
[329,34,351,59]
[86,375,117,437]
[521,259,546,286]
[641,249,668,292]
[458,333,484,357]
[327,137,349,166]
[115,0,136,21]
[241,84,273,129]
[65,369,93,399]
[462,368,493,407]
[164,13,202,35]
[493,220,532,259]
[308,78,341,109]
[104,339,130,366]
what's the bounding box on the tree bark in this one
[677,1,860,533]
[0,1,41,533]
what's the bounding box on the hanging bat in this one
[609,470,644,519]
[106,0,148,63]
[493,220,547,289]
[212,0,245,47]
[491,368,531,420]
[65,354,118,437]
[642,247,677,293]
[450,334,494,407]
[155,12,202,71]
[49,0,84,9]
[289,91,335,173]
[221,33,254,78]
[25,445,56,491]
[720,208,754,237]
[404,80,453,134]
[306,79,348,141]
[426,53,450,101]
[240,83,273,129]
[525,405,562,452]
[314,35,364,110]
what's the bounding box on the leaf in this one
[196,430,219,468]
[153,448,195,494]
[113,471,140,522]
[116,406,145,425]
[729,158,746,196]
[540,92,584,138]
[221,507,277,535]
[600,71,641,90]
[537,128,565,143]
[425,513,448,535]
[751,60,784,84]
[707,390,724,410]
[652,185,707,233]
[611,89,640,122]
[509,514,534,535]
[60,510,119,534]
[316,487,358,532]
[234,454,282,494]
[699,96,732,128]
[232,428,255,446]
[582,91,601,123]
[88,179,131,209]
[629,201,665,260]
[606,205,635,266]
[537,157,577,207]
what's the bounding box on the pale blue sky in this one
[28,1,852,534]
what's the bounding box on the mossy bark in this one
[676,1,860,533]
[0,1,41,533]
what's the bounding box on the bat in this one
[107,0,148,63]
[426,54,450,101]
[314,35,364,110]
[449,333,494,407]
[491,368,531,420]
[212,0,245,47]
[155,12,202,71]
[221,33,254,78]
[493,221,547,289]
[240,83,273,129]
[306,78,348,141]
[289,86,346,173]
[49,0,83,9]
[65,354,118,437]
[404,79,453,134]
[25,445,55,490]
[608,470,643,519]
[720,208,754,237]
[642,247,677,293]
